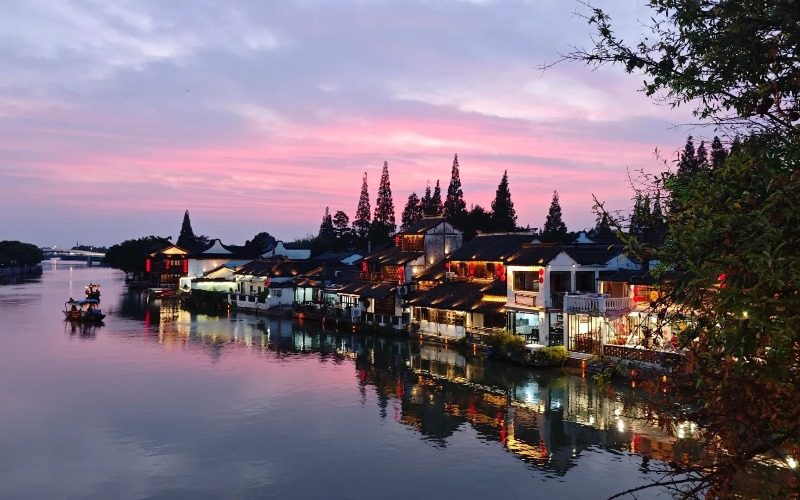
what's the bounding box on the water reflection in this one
[116,289,700,477]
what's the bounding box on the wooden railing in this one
[603,344,685,367]
[564,295,633,314]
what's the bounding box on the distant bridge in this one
[41,247,105,263]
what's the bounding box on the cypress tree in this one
[490,170,517,232]
[352,172,371,240]
[676,136,698,176]
[443,154,467,219]
[372,161,396,238]
[696,140,710,171]
[318,207,335,247]
[401,192,423,230]
[421,182,433,216]
[431,180,443,216]
[332,210,351,248]
[710,136,728,169]
[177,210,196,249]
[542,191,568,241]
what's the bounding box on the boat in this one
[64,298,105,323]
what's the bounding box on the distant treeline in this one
[0,241,43,267]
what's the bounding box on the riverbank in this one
[0,264,42,283]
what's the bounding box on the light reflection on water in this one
[0,265,693,499]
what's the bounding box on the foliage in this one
[243,232,277,254]
[443,154,467,219]
[332,210,352,249]
[400,192,423,231]
[371,161,396,245]
[490,170,517,232]
[540,345,567,365]
[317,207,336,250]
[430,179,443,216]
[459,204,493,241]
[568,1,800,496]
[353,171,371,241]
[104,236,172,274]
[0,241,43,267]
[541,191,569,242]
[485,331,525,355]
[569,0,800,133]
[176,210,195,249]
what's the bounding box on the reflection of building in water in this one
[357,343,700,474]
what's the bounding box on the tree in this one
[460,204,493,241]
[318,207,335,249]
[332,210,351,249]
[710,135,728,169]
[541,191,568,242]
[695,140,709,171]
[443,154,467,219]
[568,1,800,496]
[676,136,698,177]
[490,170,517,232]
[104,236,172,274]
[176,210,196,250]
[370,161,396,246]
[421,182,434,216]
[0,241,43,267]
[243,232,277,255]
[353,172,371,242]
[430,180,443,216]
[401,192,423,231]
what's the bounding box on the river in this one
[0,264,690,499]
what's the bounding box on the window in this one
[576,271,596,292]
[513,271,539,292]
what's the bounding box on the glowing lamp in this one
[145,258,151,272]
[182,259,188,274]
[468,262,475,277]
[717,272,727,289]
[538,268,544,284]
[361,260,368,273]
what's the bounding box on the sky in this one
[0,0,696,248]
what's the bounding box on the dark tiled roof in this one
[363,245,423,266]
[402,216,447,235]
[409,279,506,313]
[447,232,538,262]
[599,269,666,285]
[508,243,625,267]
[338,281,396,299]
[236,259,323,278]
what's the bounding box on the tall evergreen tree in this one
[541,191,568,241]
[443,154,467,219]
[629,194,652,239]
[421,182,433,216]
[430,180,443,216]
[401,192,423,230]
[352,172,371,241]
[176,210,196,249]
[490,170,517,232]
[710,136,728,169]
[370,161,396,245]
[332,210,351,248]
[318,207,335,247]
[676,136,699,176]
[696,140,710,171]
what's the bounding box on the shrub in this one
[485,331,525,354]
[541,345,567,365]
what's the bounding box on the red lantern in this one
[496,263,506,282]
[145,258,151,272]
[397,266,405,283]
[361,260,368,273]
[182,259,188,274]
[718,272,726,289]
[165,259,170,270]
[538,268,544,284]
[394,235,402,248]
[468,262,475,277]
[445,261,451,272]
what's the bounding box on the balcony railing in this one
[513,291,537,307]
[358,272,383,282]
[563,294,633,314]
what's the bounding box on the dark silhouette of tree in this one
[541,191,568,242]
[710,136,728,169]
[443,154,467,219]
[401,192,423,230]
[430,179,443,216]
[676,136,699,177]
[459,204,493,241]
[370,161,396,246]
[176,210,196,249]
[332,210,351,249]
[490,170,517,232]
[696,140,710,171]
[104,236,172,274]
[421,182,434,216]
[318,207,335,249]
[352,172,371,242]
[0,241,43,267]
[243,232,277,255]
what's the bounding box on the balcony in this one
[563,294,633,315]
[513,291,537,307]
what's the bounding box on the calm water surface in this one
[0,265,686,499]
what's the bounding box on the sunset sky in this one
[1,0,696,248]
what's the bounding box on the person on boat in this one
[70,298,77,312]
